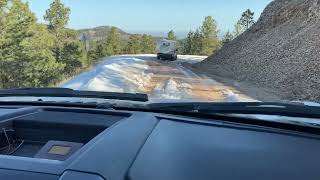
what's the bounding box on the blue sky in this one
[26,0,273,38]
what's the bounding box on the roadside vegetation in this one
[0,0,86,88]
[182,9,255,55]
[0,0,255,88]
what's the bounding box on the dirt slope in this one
[194,0,320,101]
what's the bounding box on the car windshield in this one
[0,0,315,103]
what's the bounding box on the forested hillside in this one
[0,0,85,88]
[0,0,158,89]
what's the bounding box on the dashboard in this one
[0,105,319,180]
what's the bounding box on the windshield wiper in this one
[147,102,320,119]
[0,88,148,102]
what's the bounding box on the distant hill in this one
[78,26,174,43]
[78,26,131,42]
[78,25,173,52]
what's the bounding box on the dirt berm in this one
[193,0,320,101]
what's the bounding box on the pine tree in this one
[183,29,204,55]
[125,34,142,54]
[0,0,36,88]
[61,29,83,74]
[44,0,70,31]
[106,27,121,55]
[182,31,194,55]
[96,40,108,58]
[22,24,65,87]
[44,0,84,74]
[87,40,107,62]
[233,20,245,37]
[192,29,204,55]
[200,16,221,55]
[0,0,65,88]
[222,30,234,45]
[44,0,69,61]
[167,30,177,41]
[239,9,255,30]
[141,34,155,54]
[0,0,11,86]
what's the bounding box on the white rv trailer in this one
[157,39,178,60]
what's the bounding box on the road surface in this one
[62,55,254,102]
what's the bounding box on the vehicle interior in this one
[0,99,320,180]
[1,0,319,179]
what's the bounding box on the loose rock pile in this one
[195,0,320,101]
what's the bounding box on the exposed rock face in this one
[195,0,320,101]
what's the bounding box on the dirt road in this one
[62,55,254,102]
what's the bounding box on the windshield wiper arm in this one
[0,88,148,102]
[148,102,320,118]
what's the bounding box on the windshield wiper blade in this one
[0,88,148,102]
[148,102,320,118]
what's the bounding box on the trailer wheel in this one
[170,55,175,61]
[171,54,177,61]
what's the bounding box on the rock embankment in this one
[194,0,320,101]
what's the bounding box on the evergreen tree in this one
[22,24,65,87]
[239,9,255,30]
[0,0,65,88]
[222,30,234,45]
[183,29,204,55]
[183,31,195,55]
[167,30,177,41]
[60,29,83,74]
[125,34,142,54]
[44,0,70,31]
[44,0,69,61]
[141,34,155,54]
[233,20,245,37]
[79,42,90,68]
[44,0,84,74]
[88,40,107,62]
[193,29,204,55]
[96,41,108,57]
[105,27,121,55]
[0,0,37,88]
[200,16,221,55]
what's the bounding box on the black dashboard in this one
[0,105,319,180]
